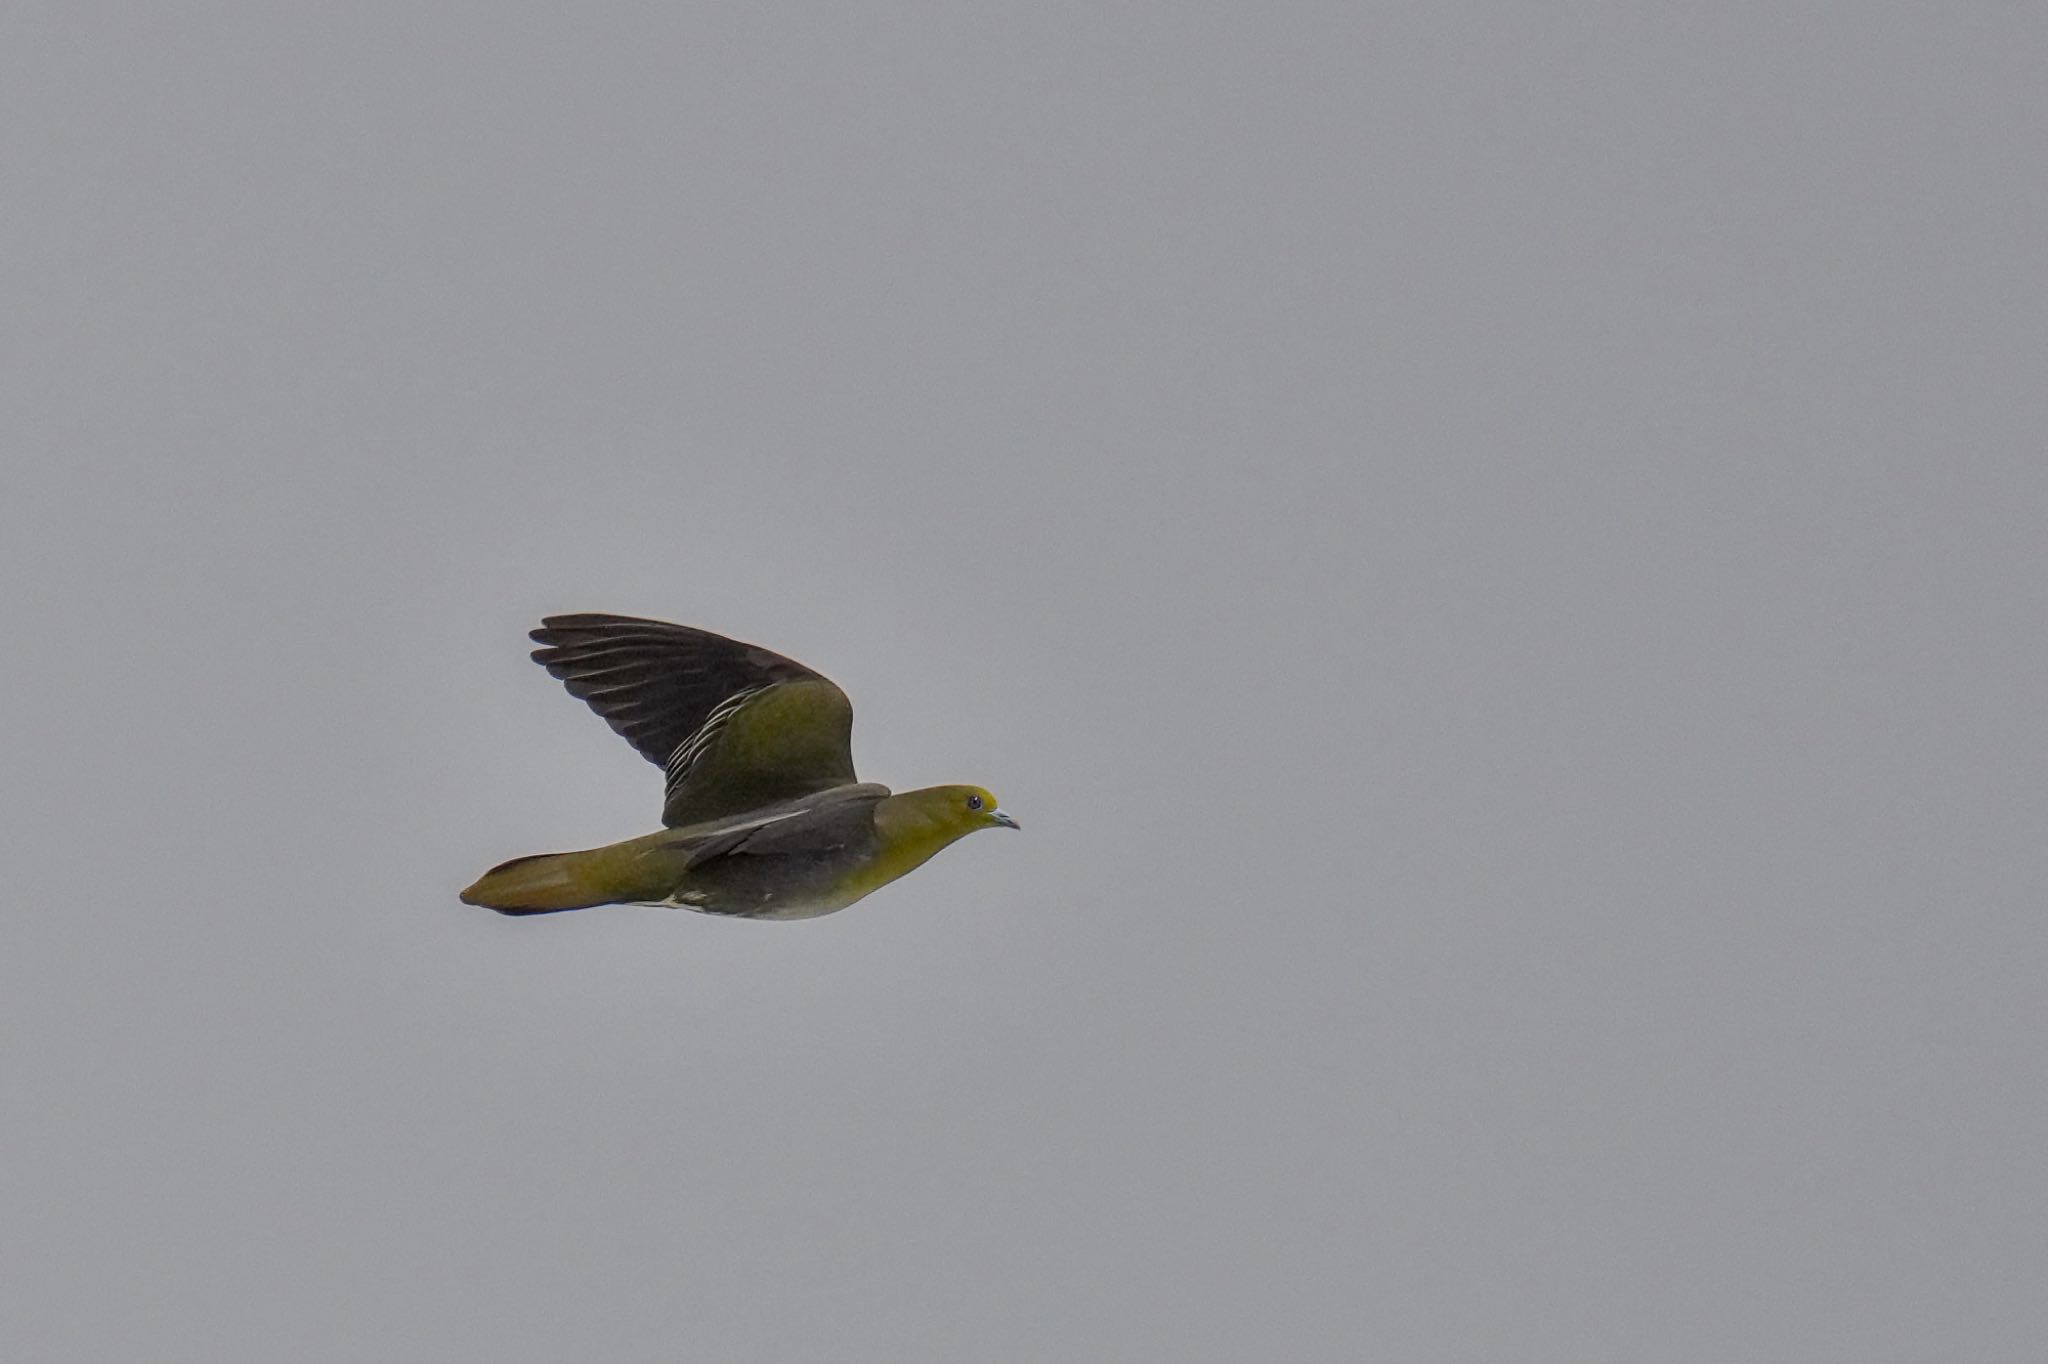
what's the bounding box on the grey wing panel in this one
[675,784,888,865]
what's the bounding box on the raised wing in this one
[528,614,858,827]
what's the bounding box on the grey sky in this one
[5,3,2045,1360]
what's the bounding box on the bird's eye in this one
[966,793,984,811]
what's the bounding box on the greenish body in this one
[526,783,995,918]
[461,614,1016,920]
[617,784,896,918]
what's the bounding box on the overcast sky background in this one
[5,3,2045,1360]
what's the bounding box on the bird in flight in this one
[461,614,1016,919]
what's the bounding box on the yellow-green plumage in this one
[461,615,1015,920]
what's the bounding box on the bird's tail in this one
[460,849,620,915]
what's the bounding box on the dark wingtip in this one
[530,613,688,651]
[536,611,662,631]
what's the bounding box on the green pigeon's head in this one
[899,784,1020,835]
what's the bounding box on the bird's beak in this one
[989,808,1020,830]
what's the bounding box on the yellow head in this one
[882,784,1020,840]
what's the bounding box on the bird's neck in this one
[865,794,973,888]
